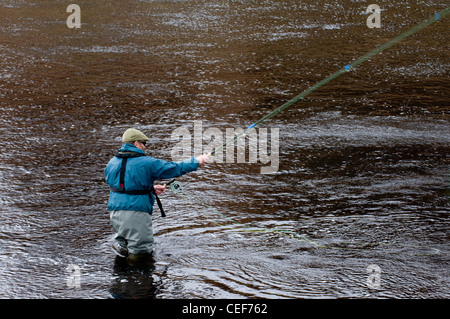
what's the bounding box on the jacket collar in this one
[118,143,146,155]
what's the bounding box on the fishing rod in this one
[153,178,177,192]
[169,5,449,195]
[165,179,177,187]
[210,6,450,157]
[163,8,448,253]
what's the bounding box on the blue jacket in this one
[105,143,199,214]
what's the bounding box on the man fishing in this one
[105,128,209,260]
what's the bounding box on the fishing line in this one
[170,181,324,248]
[211,6,450,156]
[170,181,441,256]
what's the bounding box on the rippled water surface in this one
[0,0,449,298]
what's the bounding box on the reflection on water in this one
[0,0,449,298]
[111,256,160,299]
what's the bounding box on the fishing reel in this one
[170,180,183,193]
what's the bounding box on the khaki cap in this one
[122,128,150,143]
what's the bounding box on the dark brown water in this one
[0,0,449,298]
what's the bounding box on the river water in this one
[0,0,449,299]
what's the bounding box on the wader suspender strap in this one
[119,157,128,191]
[111,154,166,217]
[152,188,166,218]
